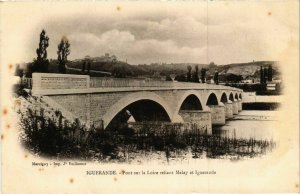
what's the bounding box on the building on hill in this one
[91,53,117,62]
[74,53,117,63]
[241,79,254,84]
[266,83,276,91]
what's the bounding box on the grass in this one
[19,107,276,162]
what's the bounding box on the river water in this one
[213,110,279,141]
[98,110,279,164]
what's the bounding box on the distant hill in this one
[16,58,280,80]
[217,61,280,79]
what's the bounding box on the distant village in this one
[73,53,117,63]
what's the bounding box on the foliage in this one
[225,83,266,92]
[200,68,207,83]
[14,64,24,77]
[19,107,126,159]
[165,75,172,81]
[260,66,264,84]
[186,65,192,82]
[57,37,70,74]
[192,65,200,83]
[174,74,186,82]
[19,107,276,161]
[20,108,87,156]
[87,62,91,74]
[267,65,273,82]
[213,71,219,85]
[81,62,86,72]
[29,30,50,76]
[36,30,49,61]
[225,73,243,83]
[13,82,29,97]
[111,62,134,78]
[260,65,273,83]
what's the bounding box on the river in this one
[213,110,279,141]
[96,110,279,164]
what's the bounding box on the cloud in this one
[14,1,297,65]
[68,29,205,64]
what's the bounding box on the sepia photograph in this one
[1,1,299,193]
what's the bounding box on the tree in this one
[175,74,186,82]
[31,29,50,75]
[15,64,24,78]
[213,71,219,85]
[165,75,172,81]
[263,68,268,83]
[87,62,91,74]
[57,37,70,74]
[192,65,200,83]
[82,62,86,73]
[275,83,281,94]
[209,61,215,66]
[186,65,192,82]
[226,73,243,83]
[268,65,273,82]
[200,68,207,83]
[260,66,264,84]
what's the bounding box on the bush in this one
[20,107,90,157]
[12,83,28,97]
[19,106,276,161]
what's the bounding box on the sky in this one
[1,1,299,65]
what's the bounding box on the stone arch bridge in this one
[32,73,243,134]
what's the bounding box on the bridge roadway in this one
[32,73,243,134]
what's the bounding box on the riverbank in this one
[242,102,280,110]
[241,92,282,110]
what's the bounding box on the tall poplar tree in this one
[187,65,192,82]
[57,37,70,74]
[31,29,50,75]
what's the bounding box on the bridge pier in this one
[178,110,212,135]
[238,99,242,112]
[30,73,243,132]
[232,100,239,115]
[207,105,226,126]
[224,101,233,119]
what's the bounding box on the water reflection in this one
[109,110,278,163]
[21,107,277,163]
[213,111,278,141]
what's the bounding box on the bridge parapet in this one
[32,73,242,96]
[32,73,90,96]
[30,73,243,131]
[90,77,242,91]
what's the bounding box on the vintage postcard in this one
[0,0,299,193]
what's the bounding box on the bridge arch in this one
[220,92,228,103]
[179,94,203,110]
[235,93,239,100]
[175,90,204,113]
[206,92,219,105]
[229,92,234,101]
[102,91,174,129]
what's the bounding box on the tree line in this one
[171,65,220,84]
[260,65,273,84]
[21,30,71,77]
[15,29,275,86]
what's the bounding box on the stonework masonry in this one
[207,105,226,125]
[179,110,212,134]
[49,94,91,123]
[232,101,239,115]
[31,73,243,130]
[238,99,242,112]
[224,102,234,119]
[32,73,89,96]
